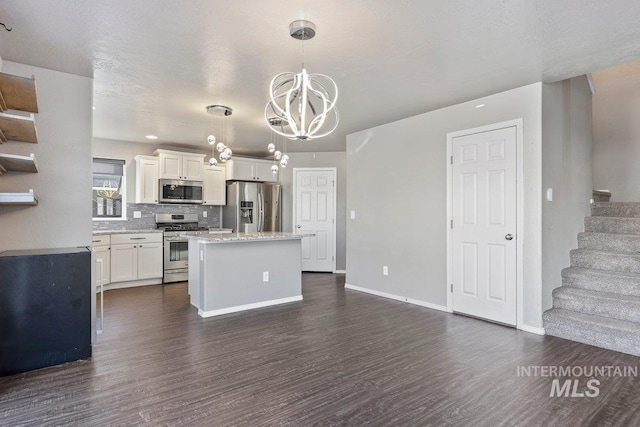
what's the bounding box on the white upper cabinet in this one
[202,164,226,205]
[134,155,159,204]
[225,158,278,182]
[154,149,205,181]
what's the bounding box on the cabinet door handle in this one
[130,237,146,240]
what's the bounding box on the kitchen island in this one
[188,232,313,318]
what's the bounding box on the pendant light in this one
[206,105,233,165]
[265,20,339,141]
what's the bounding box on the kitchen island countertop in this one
[188,231,314,243]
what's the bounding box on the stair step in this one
[552,287,640,323]
[570,248,640,273]
[584,216,640,234]
[562,267,640,297]
[543,308,640,357]
[578,232,640,253]
[591,202,640,218]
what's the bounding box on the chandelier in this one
[206,105,233,166]
[265,20,339,140]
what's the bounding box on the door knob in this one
[297,225,302,228]
[505,234,513,240]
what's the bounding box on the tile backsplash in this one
[92,203,222,231]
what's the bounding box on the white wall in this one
[278,152,347,271]
[592,71,640,201]
[346,83,544,329]
[0,61,93,252]
[541,77,593,311]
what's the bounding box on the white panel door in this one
[294,169,336,272]
[452,126,517,325]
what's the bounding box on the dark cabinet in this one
[0,247,92,376]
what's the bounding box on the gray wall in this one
[592,71,640,201]
[0,61,93,252]
[541,77,593,311]
[346,83,545,328]
[279,152,347,271]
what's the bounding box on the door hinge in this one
[451,284,453,292]
[450,155,453,165]
[332,256,335,262]
[450,220,453,229]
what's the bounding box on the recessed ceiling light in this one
[145,135,158,140]
[475,104,485,108]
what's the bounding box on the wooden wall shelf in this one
[0,112,38,143]
[0,153,38,174]
[0,73,38,113]
[0,190,38,206]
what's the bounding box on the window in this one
[93,158,126,220]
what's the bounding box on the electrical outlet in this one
[263,271,269,282]
[383,266,389,276]
[133,211,142,219]
[203,210,208,218]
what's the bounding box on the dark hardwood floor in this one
[1,273,639,426]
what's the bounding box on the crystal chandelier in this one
[265,20,339,140]
[206,105,233,166]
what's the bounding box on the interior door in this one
[294,169,335,272]
[452,126,517,325]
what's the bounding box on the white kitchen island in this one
[187,232,313,318]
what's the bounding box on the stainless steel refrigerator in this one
[223,181,282,233]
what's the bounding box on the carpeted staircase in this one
[543,202,640,357]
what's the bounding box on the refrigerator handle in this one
[257,191,264,232]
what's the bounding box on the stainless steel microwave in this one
[159,179,203,204]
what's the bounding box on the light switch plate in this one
[546,188,553,202]
[350,210,356,219]
[133,211,142,218]
[203,210,208,218]
[263,271,269,282]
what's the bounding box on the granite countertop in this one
[92,229,163,235]
[189,231,315,243]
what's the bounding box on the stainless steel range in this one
[157,213,208,283]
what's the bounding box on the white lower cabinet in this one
[137,242,164,279]
[110,233,163,285]
[92,235,111,290]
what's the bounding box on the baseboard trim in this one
[334,270,346,274]
[198,295,303,318]
[345,283,448,313]
[519,324,546,335]
[98,278,162,292]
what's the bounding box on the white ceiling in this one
[2,0,640,155]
